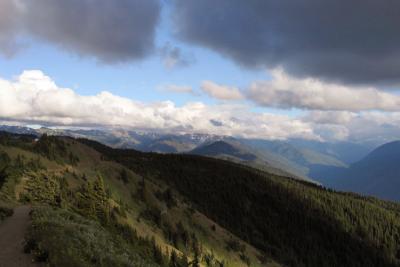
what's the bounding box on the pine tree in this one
[152,237,164,265]
[92,175,110,223]
[169,250,178,267]
[179,253,189,267]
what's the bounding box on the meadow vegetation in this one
[1,132,400,267]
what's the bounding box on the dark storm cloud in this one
[0,0,161,63]
[0,0,20,57]
[173,0,400,85]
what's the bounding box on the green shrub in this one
[26,206,160,267]
[225,238,245,253]
[20,173,63,206]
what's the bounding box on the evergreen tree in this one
[92,175,110,223]
[152,237,164,265]
[178,253,189,267]
[169,250,178,267]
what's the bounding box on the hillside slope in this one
[288,139,372,164]
[241,139,348,178]
[82,137,400,267]
[189,140,312,182]
[322,141,400,202]
[0,132,277,267]
[1,132,400,266]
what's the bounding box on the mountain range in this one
[0,125,371,177]
[189,140,310,181]
[4,124,400,202]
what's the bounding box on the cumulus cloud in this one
[201,81,243,100]
[247,69,400,111]
[161,43,195,69]
[313,124,351,142]
[303,110,400,144]
[304,111,355,125]
[344,112,400,144]
[0,70,317,140]
[173,0,400,84]
[3,70,400,144]
[0,0,161,62]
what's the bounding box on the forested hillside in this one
[0,132,278,267]
[1,132,400,267]
[81,138,400,267]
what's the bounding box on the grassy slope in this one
[68,139,269,266]
[27,206,160,267]
[0,135,272,267]
[3,134,400,267]
[80,138,400,267]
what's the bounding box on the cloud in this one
[343,112,400,144]
[304,111,355,125]
[160,84,196,95]
[0,0,161,63]
[313,124,351,142]
[303,111,354,140]
[161,43,195,69]
[173,0,400,85]
[247,69,400,111]
[0,0,21,57]
[4,70,400,144]
[201,81,243,100]
[304,110,400,144]
[0,70,319,141]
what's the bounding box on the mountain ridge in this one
[320,141,400,202]
[189,140,313,182]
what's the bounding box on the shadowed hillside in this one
[318,141,400,202]
[1,132,400,266]
[80,137,400,267]
[0,132,278,267]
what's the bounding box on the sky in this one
[1,0,400,144]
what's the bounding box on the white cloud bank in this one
[2,70,400,144]
[247,69,400,111]
[304,110,400,144]
[0,70,316,140]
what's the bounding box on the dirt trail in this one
[0,206,40,267]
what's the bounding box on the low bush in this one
[25,206,160,267]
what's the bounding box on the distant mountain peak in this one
[322,139,400,202]
[191,140,257,161]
